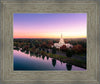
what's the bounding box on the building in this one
[53,34,73,49]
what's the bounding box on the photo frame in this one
[0,0,100,84]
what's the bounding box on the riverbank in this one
[38,51,86,69]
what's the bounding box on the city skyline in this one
[13,13,87,39]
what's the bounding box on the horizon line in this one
[14,37,87,39]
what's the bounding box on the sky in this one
[13,13,87,39]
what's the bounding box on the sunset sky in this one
[13,13,87,39]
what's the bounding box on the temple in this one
[53,34,73,49]
[59,34,65,44]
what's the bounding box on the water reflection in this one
[14,49,85,71]
[66,63,72,71]
[42,55,45,60]
[30,51,34,56]
[47,56,49,60]
[52,59,56,67]
[38,54,41,58]
[60,61,62,64]
[25,50,29,54]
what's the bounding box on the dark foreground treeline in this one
[14,38,86,69]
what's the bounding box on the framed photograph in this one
[0,0,100,84]
[13,13,87,71]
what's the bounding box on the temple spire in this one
[61,34,62,38]
[59,33,65,44]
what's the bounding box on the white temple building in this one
[53,34,73,49]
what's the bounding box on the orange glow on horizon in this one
[14,31,86,39]
[14,35,86,39]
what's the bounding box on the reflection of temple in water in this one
[53,34,73,49]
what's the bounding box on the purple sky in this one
[13,13,87,38]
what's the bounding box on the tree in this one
[52,47,56,54]
[72,44,84,54]
[39,47,41,51]
[41,42,47,48]
[47,49,49,53]
[66,49,73,57]
[30,46,36,52]
[14,42,18,47]
[48,41,53,45]
[23,45,29,50]
[42,48,45,51]
[60,45,67,52]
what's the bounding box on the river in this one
[14,50,85,71]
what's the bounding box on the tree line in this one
[14,39,86,57]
